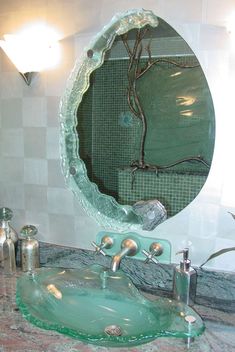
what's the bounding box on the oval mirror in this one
[60,9,215,231]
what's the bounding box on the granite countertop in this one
[0,269,235,352]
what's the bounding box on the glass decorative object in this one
[59,10,159,231]
[59,8,214,231]
[16,264,205,347]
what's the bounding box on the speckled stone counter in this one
[1,268,235,352]
[37,243,235,313]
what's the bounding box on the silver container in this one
[173,248,197,306]
[20,225,39,272]
[3,232,16,274]
[0,208,18,269]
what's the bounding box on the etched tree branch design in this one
[121,27,210,176]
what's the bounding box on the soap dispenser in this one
[173,248,197,306]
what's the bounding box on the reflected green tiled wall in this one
[77,55,214,209]
[118,169,207,216]
[77,59,141,198]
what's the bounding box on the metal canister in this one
[0,207,18,268]
[20,225,40,272]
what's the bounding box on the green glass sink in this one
[16,265,205,347]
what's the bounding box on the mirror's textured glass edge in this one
[59,9,159,231]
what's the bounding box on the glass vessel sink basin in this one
[16,265,205,347]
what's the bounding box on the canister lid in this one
[0,207,13,222]
[20,225,38,238]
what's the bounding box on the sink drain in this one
[104,325,122,336]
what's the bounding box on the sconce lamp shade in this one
[0,27,60,85]
[19,72,36,86]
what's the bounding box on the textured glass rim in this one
[16,295,205,346]
[59,9,160,231]
[16,267,205,347]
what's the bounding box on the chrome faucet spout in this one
[110,238,138,272]
[111,247,130,272]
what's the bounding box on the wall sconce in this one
[0,24,61,85]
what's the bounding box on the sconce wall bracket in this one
[20,72,37,85]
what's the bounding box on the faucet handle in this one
[91,241,107,256]
[142,242,163,264]
[91,235,114,256]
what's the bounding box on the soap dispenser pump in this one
[173,248,197,306]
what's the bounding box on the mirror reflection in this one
[76,17,215,221]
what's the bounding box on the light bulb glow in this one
[0,24,61,73]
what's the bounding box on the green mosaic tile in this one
[76,54,214,209]
[118,169,207,216]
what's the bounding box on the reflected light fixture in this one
[0,24,61,85]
